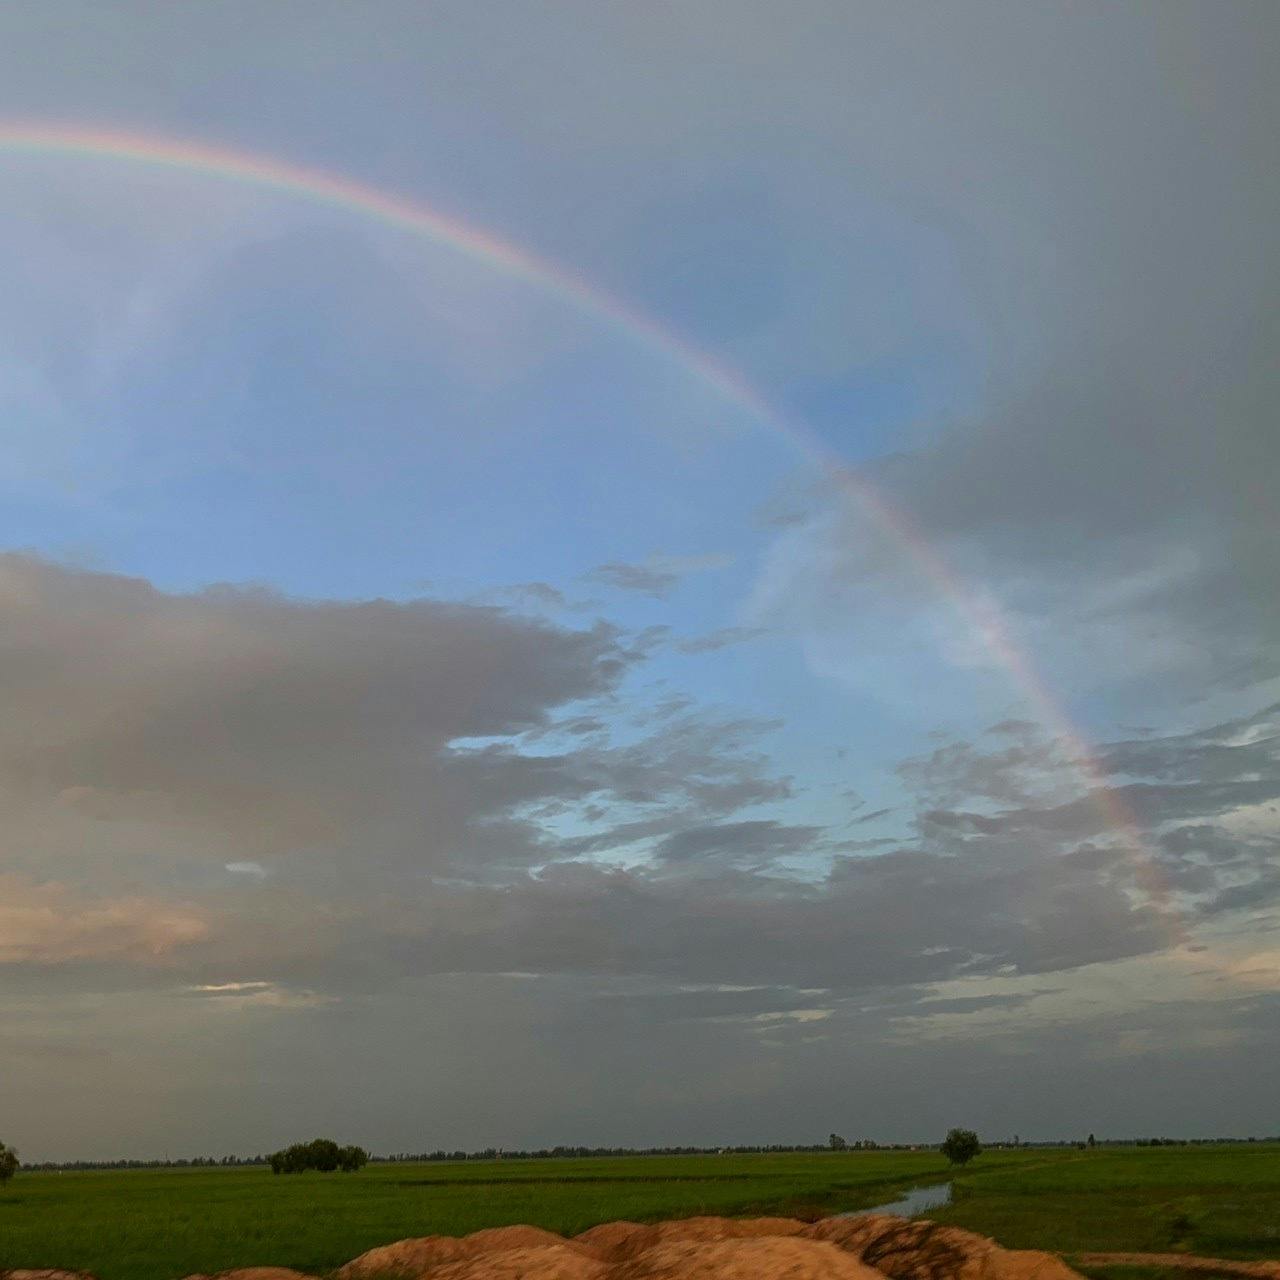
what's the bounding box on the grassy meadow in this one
[1,1144,1276,1280]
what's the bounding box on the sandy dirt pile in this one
[13,1213,1280,1280]
[2,1272,102,1280]
[328,1212,1086,1280]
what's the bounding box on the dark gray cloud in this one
[744,5,1280,705]
[651,819,821,867]
[0,553,639,887]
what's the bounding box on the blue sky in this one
[1,2,1278,1159]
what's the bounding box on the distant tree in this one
[308,1139,341,1172]
[267,1138,364,1175]
[1087,1133,1096,1148]
[940,1128,982,1166]
[0,1140,18,1186]
[829,1133,848,1151]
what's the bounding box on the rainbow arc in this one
[0,121,1185,944]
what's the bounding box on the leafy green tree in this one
[307,1138,341,1172]
[940,1127,981,1166]
[0,1140,18,1186]
[267,1138,365,1174]
[829,1133,848,1151]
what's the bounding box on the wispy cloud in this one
[586,553,733,599]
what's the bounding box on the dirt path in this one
[1074,1253,1280,1279]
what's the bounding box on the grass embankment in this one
[1,1144,1275,1280]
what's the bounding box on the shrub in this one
[0,1140,17,1186]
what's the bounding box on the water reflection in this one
[852,1181,953,1217]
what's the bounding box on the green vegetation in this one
[930,1143,1280,1263]
[0,1139,17,1186]
[941,1128,982,1166]
[268,1139,369,1175]
[0,1144,1275,1280]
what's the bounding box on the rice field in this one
[1,1143,1275,1280]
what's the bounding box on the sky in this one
[1,2,1278,1161]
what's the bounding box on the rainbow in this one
[0,121,1184,942]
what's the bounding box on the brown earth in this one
[179,1270,321,1280]
[1073,1255,1280,1280]
[336,1225,603,1279]
[1,1272,102,1280]
[10,1212,1280,1280]
[299,1212,1085,1279]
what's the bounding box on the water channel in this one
[849,1181,953,1217]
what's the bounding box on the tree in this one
[0,1140,18,1186]
[1087,1133,1096,1148]
[829,1133,848,1151]
[267,1138,366,1175]
[940,1128,981,1166]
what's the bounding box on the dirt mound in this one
[580,1215,809,1263]
[573,1222,651,1258]
[805,1215,1000,1280]
[462,1226,599,1258]
[179,1270,321,1280]
[337,1225,603,1278]
[310,1213,1099,1279]
[2,1272,99,1280]
[426,1244,609,1279]
[989,1252,1083,1280]
[611,1236,887,1279]
[801,1217,1088,1280]
[335,1238,471,1279]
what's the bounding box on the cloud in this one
[737,8,1280,710]
[651,820,821,868]
[851,807,892,825]
[190,981,273,994]
[186,980,334,1009]
[3,565,1276,1155]
[586,554,733,599]
[225,861,269,880]
[0,876,209,966]
[0,553,631,883]
[675,626,765,655]
[4,557,1275,1009]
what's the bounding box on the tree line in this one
[13,1132,1276,1172]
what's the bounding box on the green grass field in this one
[1,1145,1276,1280]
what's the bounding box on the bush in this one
[267,1139,368,1174]
[940,1127,982,1166]
[0,1140,17,1186]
